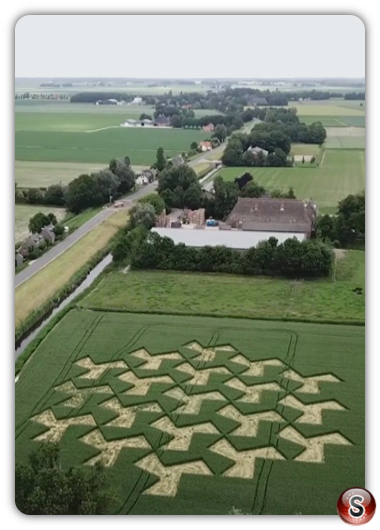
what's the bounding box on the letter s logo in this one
[349,495,365,518]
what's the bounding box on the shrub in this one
[29,248,43,260]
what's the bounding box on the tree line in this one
[16,157,136,214]
[129,232,332,278]
[317,192,365,248]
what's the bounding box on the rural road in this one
[15,181,158,288]
[15,146,227,289]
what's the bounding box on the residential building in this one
[202,123,215,132]
[226,197,317,239]
[18,233,45,258]
[41,224,56,244]
[247,145,269,157]
[170,155,185,168]
[247,97,268,106]
[154,114,171,127]
[199,141,212,151]
[15,253,23,268]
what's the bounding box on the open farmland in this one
[15,127,209,165]
[81,251,364,324]
[15,204,66,242]
[15,309,364,515]
[216,150,365,214]
[325,127,366,149]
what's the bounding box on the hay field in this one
[325,127,366,149]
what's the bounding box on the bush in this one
[29,248,43,260]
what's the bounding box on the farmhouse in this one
[199,141,212,152]
[226,198,317,238]
[170,155,185,168]
[248,97,268,106]
[131,96,143,104]
[202,123,215,132]
[247,145,269,157]
[154,114,171,127]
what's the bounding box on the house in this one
[199,141,212,152]
[131,96,143,104]
[18,233,45,258]
[41,224,56,244]
[247,146,269,157]
[141,119,153,126]
[140,168,158,182]
[150,226,306,250]
[202,123,215,132]
[121,119,138,127]
[248,97,268,106]
[154,114,171,127]
[15,253,23,268]
[226,197,317,239]
[136,175,149,186]
[170,155,185,168]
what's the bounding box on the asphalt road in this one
[15,181,158,288]
[15,148,227,289]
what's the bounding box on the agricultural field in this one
[15,209,129,330]
[15,83,212,96]
[216,150,365,213]
[301,116,365,128]
[15,127,209,166]
[15,204,66,242]
[290,144,321,157]
[81,251,364,324]
[325,127,366,149]
[15,309,364,515]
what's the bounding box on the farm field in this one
[301,116,365,128]
[81,251,364,324]
[15,161,149,188]
[15,83,212,96]
[15,127,209,165]
[325,127,366,149]
[287,103,365,117]
[290,144,321,157]
[15,204,66,242]
[216,150,365,213]
[15,209,129,330]
[15,309,364,515]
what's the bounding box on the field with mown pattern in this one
[15,310,364,514]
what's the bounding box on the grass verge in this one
[15,209,128,340]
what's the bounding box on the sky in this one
[15,14,365,78]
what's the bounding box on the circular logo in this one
[337,488,376,525]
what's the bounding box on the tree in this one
[44,184,66,206]
[65,174,102,214]
[155,147,166,172]
[53,223,65,238]
[139,113,152,121]
[239,180,266,198]
[15,443,112,515]
[109,161,136,195]
[287,186,296,199]
[317,214,335,241]
[302,156,305,164]
[28,212,50,234]
[96,169,120,203]
[158,164,202,209]
[129,203,156,230]
[170,115,182,128]
[212,124,228,143]
[183,183,203,209]
[222,139,244,166]
[139,193,166,214]
[25,188,44,205]
[190,141,198,151]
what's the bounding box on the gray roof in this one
[248,97,268,105]
[151,227,306,250]
[171,155,185,167]
[248,146,269,157]
[226,198,313,233]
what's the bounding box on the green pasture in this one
[15,83,212,96]
[288,103,364,117]
[325,136,366,149]
[82,251,364,324]
[15,127,209,165]
[301,116,365,127]
[216,150,365,213]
